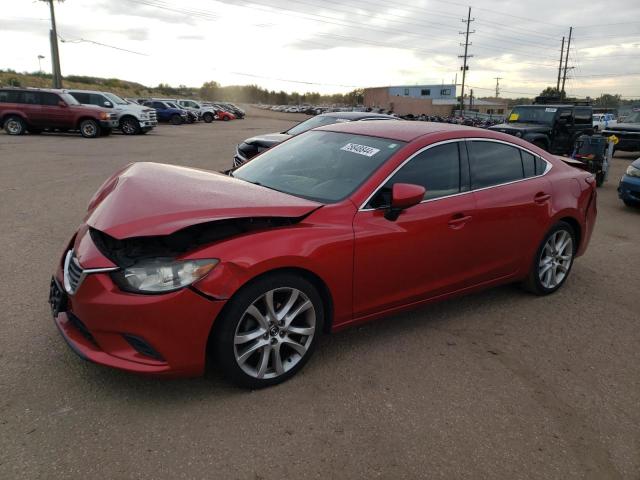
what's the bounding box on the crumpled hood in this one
[245,133,291,147]
[84,162,321,239]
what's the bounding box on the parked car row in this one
[0,87,246,138]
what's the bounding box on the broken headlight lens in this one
[112,258,219,293]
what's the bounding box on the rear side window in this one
[40,92,60,106]
[470,141,524,189]
[0,90,21,103]
[535,157,547,175]
[521,151,536,177]
[22,92,39,105]
[71,92,90,104]
[369,142,464,208]
[574,107,592,125]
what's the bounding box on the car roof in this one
[319,111,395,120]
[315,120,479,142]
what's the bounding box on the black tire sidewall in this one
[203,113,213,123]
[4,116,25,135]
[213,273,324,389]
[528,221,576,295]
[171,114,182,125]
[120,117,140,135]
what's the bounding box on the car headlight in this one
[112,258,219,293]
[99,112,110,120]
[626,164,640,177]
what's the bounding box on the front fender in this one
[184,209,356,328]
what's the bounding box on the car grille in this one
[63,250,85,295]
[145,109,157,122]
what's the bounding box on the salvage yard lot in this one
[1,107,639,479]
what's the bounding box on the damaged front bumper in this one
[49,230,226,377]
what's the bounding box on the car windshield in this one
[507,106,557,125]
[233,131,405,203]
[286,116,350,136]
[104,93,128,105]
[166,102,179,108]
[60,93,80,105]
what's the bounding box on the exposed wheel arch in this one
[557,216,581,253]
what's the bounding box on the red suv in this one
[0,88,118,138]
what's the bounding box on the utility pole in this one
[458,7,474,116]
[494,77,502,98]
[561,27,573,99]
[556,36,565,93]
[46,0,63,88]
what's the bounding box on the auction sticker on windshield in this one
[545,108,558,113]
[341,143,380,157]
[509,113,519,121]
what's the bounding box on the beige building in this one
[364,85,507,117]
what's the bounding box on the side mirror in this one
[385,183,425,221]
[103,101,113,108]
[57,101,67,108]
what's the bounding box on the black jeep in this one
[490,102,593,155]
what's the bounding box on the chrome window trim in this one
[358,137,552,211]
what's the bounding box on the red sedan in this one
[49,121,597,388]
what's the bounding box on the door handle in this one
[534,192,551,204]
[448,213,472,229]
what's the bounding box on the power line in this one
[58,34,149,56]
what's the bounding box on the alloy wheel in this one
[538,230,573,289]
[233,287,316,380]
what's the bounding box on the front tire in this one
[213,273,324,389]
[170,114,183,125]
[3,116,26,135]
[79,119,100,138]
[524,221,576,295]
[120,116,140,135]
[203,112,214,123]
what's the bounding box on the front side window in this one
[234,131,405,203]
[469,141,524,189]
[368,142,465,208]
[104,93,127,105]
[40,92,60,106]
[574,107,591,125]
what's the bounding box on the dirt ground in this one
[1,108,639,479]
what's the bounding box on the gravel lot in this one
[1,108,639,479]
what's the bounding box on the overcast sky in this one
[2,0,639,97]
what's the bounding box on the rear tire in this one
[170,114,183,125]
[120,116,140,135]
[203,112,214,123]
[212,273,324,389]
[3,116,26,135]
[523,221,576,295]
[79,119,100,138]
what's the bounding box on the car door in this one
[353,141,478,317]
[39,92,74,128]
[467,140,552,280]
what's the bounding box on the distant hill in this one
[0,70,191,99]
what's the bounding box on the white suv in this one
[68,90,157,135]
[173,99,217,123]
